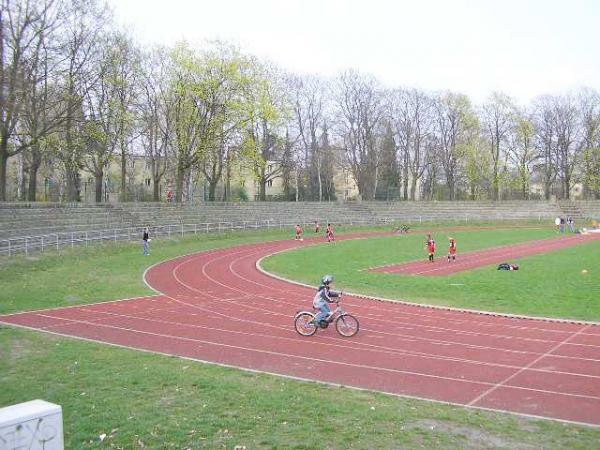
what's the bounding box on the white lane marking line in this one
[468,324,593,406]
[3,320,598,429]
[66,307,600,380]
[25,313,600,402]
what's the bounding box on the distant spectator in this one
[314,220,320,233]
[143,227,150,256]
[567,216,575,233]
[166,189,173,203]
[554,217,561,232]
[559,217,565,234]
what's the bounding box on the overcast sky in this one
[107,0,599,104]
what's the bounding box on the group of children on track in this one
[294,221,335,243]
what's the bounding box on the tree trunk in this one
[65,165,81,202]
[175,161,186,203]
[28,148,43,202]
[121,151,127,201]
[153,178,160,202]
[447,176,455,201]
[317,160,323,202]
[544,180,552,200]
[410,176,418,201]
[208,179,218,201]
[95,168,104,203]
[18,156,27,201]
[0,149,8,201]
[259,179,266,201]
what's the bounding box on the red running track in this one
[1,233,599,427]
[372,233,600,276]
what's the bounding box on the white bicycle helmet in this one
[321,274,334,285]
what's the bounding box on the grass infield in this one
[262,227,600,321]
[1,224,599,448]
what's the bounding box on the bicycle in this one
[294,300,359,337]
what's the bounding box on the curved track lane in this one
[2,233,600,426]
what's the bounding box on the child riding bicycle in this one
[313,275,342,325]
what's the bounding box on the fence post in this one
[41,236,44,253]
[181,223,184,237]
[465,214,468,223]
[206,223,209,233]
[168,225,171,238]
[419,216,422,224]
[194,223,197,234]
[25,238,28,257]
[72,232,75,248]
[56,233,59,251]
[86,231,88,247]
[8,240,11,257]
[114,229,117,243]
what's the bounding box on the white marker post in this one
[0,400,64,450]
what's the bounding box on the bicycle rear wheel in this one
[335,314,359,337]
[294,312,317,336]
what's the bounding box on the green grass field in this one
[262,227,600,321]
[1,225,600,448]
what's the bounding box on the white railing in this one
[0,217,386,257]
[0,213,550,258]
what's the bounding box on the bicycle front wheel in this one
[294,312,317,336]
[335,314,359,337]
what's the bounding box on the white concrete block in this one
[0,400,64,450]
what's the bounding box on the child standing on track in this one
[295,224,303,241]
[447,237,457,262]
[326,223,335,242]
[425,233,435,262]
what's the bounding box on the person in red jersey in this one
[295,224,303,241]
[425,233,435,262]
[447,237,457,262]
[326,223,335,242]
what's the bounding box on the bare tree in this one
[0,0,62,200]
[480,92,515,200]
[390,88,435,200]
[507,108,537,199]
[531,95,557,200]
[334,70,384,201]
[55,0,111,202]
[291,74,330,201]
[553,94,581,199]
[577,88,600,198]
[139,47,171,201]
[434,92,478,200]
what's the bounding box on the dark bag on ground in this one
[497,263,519,271]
